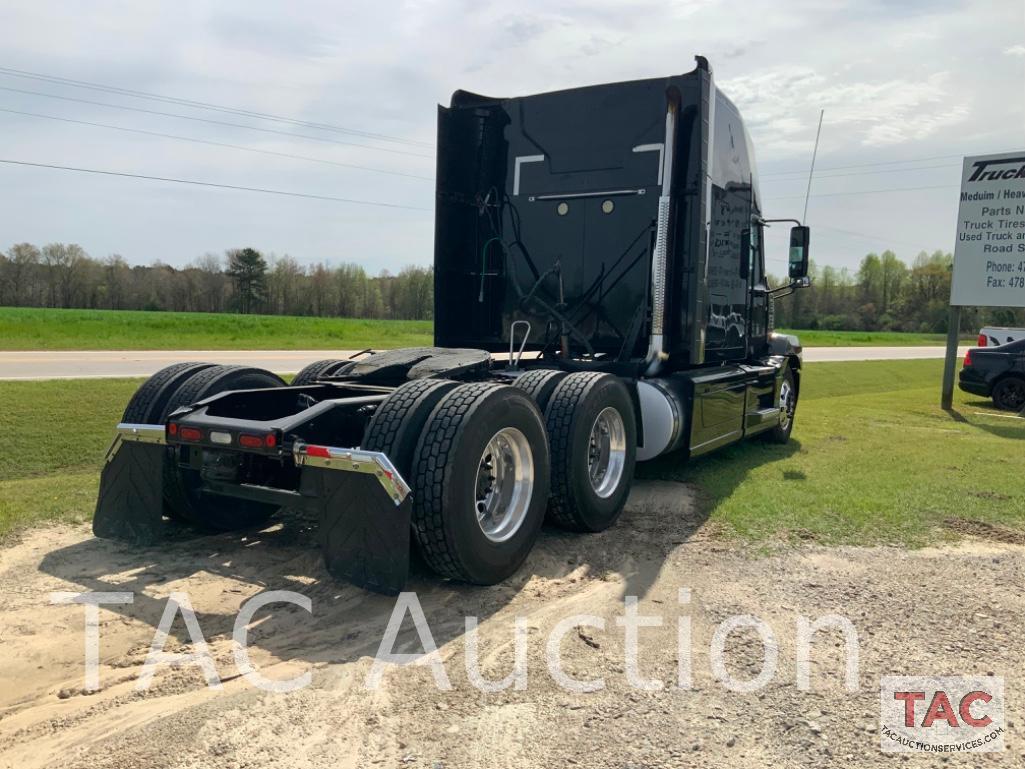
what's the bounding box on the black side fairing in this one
[701,91,763,365]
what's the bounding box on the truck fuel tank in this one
[636,379,687,461]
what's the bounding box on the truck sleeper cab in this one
[93,58,810,594]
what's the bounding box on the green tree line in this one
[0,243,434,320]
[772,249,1024,333]
[3,241,1022,331]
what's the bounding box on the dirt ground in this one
[1,480,1022,768]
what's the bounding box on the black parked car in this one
[959,339,1025,411]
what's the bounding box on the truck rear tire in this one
[513,368,569,412]
[410,383,550,584]
[291,359,355,386]
[121,362,216,424]
[163,365,287,530]
[161,365,287,419]
[362,378,460,477]
[992,376,1025,411]
[541,375,635,533]
[766,368,797,444]
[545,372,637,532]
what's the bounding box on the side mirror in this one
[789,226,810,279]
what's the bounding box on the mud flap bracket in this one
[295,443,412,595]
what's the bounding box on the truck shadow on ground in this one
[38,440,800,668]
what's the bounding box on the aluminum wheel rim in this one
[475,427,534,543]
[588,407,627,499]
[779,380,795,430]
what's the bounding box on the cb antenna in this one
[802,109,824,223]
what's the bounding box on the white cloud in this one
[0,0,1022,272]
[722,68,970,152]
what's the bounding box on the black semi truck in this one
[94,57,810,594]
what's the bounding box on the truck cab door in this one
[705,183,751,363]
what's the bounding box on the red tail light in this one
[239,432,278,449]
[963,349,973,367]
[179,426,203,442]
[167,422,178,436]
[977,333,987,347]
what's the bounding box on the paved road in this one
[0,350,365,380]
[802,345,970,362]
[0,346,970,380]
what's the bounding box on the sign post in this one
[943,151,1025,409]
[940,306,962,410]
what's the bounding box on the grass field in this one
[0,307,433,350]
[0,306,969,350]
[640,359,1025,545]
[2,360,1022,544]
[0,378,140,536]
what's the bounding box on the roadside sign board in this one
[950,151,1025,308]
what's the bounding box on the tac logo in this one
[879,676,1005,753]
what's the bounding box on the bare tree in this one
[267,255,305,315]
[309,263,333,316]
[104,254,130,310]
[40,243,89,308]
[2,243,41,305]
[192,252,227,312]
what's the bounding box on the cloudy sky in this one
[1,0,1023,275]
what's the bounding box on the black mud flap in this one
[299,466,412,595]
[93,429,166,545]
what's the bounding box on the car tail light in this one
[167,422,178,436]
[963,349,973,367]
[179,426,203,442]
[978,333,987,347]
